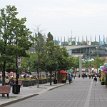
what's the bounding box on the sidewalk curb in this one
[0,94,39,107]
[0,84,65,107]
[48,84,65,91]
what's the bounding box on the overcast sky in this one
[0,0,107,41]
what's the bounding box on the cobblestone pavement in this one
[4,77,107,107]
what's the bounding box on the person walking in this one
[94,75,97,85]
[68,74,72,84]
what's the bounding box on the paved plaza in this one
[1,78,107,107]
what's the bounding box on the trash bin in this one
[53,79,57,84]
[12,84,20,94]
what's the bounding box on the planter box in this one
[22,79,47,87]
[62,80,66,83]
[23,80,37,87]
[39,79,47,84]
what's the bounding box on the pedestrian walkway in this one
[1,77,107,107]
[0,83,64,107]
[68,77,107,107]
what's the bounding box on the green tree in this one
[0,5,32,85]
[93,57,105,70]
[45,41,56,85]
[21,53,37,73]
[56,47,69,70]
[47,32,53,42]
[31,31,46,87]
[45,34,70,85]
[67,57,79,69]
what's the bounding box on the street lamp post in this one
[36,37,40,88]
[79,56,82,77]
[37,59,39,88]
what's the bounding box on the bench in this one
[0,85,11,98]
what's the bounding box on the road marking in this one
[84,79,93,107]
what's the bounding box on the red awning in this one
[59,70,67,74]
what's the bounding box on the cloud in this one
[1,0,107,18]
[0,0,107,40]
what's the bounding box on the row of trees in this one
[0,5,104,86]
[21,32,79,85]
[82,56,105,71]
[0,5,79,86]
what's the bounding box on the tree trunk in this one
[2,61,6,97]
[16,55,19,85]
[2,61,6,86]
[37,67,39,88]
[49,71,52,85]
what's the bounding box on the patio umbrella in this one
[101,66,107,73]
[104,63,107,68]
[59,70,67,74]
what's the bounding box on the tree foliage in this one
[0,5,32,85]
